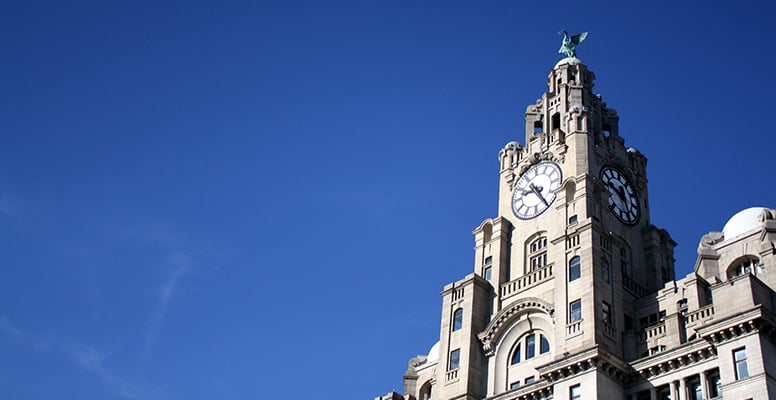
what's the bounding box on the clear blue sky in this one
[2,1,774,399]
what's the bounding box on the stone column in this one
[678,378,687,400]
[650,387,657,400]
[699,372,709,400]
[670,381,679,400]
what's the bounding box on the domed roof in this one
[722,207,768,239]
[427,341,440,363]
[554,57,584,69]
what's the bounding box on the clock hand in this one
[529,183,550,207]
[606,181,628,203]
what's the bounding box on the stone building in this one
[375,57,776,400]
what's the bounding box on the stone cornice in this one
[536,346,632,385]
[697,305,776,345]
[485,379,553,400]
[630,339,716,379]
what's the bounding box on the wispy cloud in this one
[70,343,166,400]
[143,250,192,356]
[0,316,169,400]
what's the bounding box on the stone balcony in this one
[500,265,554,300]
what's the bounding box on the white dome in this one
[722,207,768,239]
[427,341,440,363]
[554,57,584,69]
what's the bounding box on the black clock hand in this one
[607,181,628,203]
[530,183,550,207]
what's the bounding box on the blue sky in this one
[2,1,775,399]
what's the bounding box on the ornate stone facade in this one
[375,58,776,400]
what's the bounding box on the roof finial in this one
[558,30,588,58]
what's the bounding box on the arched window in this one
[727,256,762,279]
[419,381,433,400]
[452,308,463,332]
[511,343,521,365]
[569,256,581,281]
[540,335,550,354]
[510,333,550,365]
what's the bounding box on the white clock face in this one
[600,166,640,225]
[512,162,562,220]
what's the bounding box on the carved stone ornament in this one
[699,232,724,247]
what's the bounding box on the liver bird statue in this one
[558,30,588,58]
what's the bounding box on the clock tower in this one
[468,55,675,398]
[399,55,676,400]
[380,36,776,400]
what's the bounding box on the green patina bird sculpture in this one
[558,30,588,58]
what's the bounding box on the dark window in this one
[678,299,688,315]
[601,259,610,283]
[528,237,548,272]
[602,302,612,324]
[525,376,535,384]
[511,344,521,365]
[708,369,721,398]
[690,378,702,400]
[452,308,463,331]
[510,381,521,390]
[540,335,550,354]
[449,349,460,370]
[568,215,578,224]
[484,266,492,280]
[620,246,630,278]
[656,385,670,400]
[526,334,536,359]
[569,256,581,281]
[734,348,749,379]
[625,315,633,330]
[570,300,582,323]
[533,121,543,134]
[551,113,560,131]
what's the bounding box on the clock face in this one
[512,162,562,220]
[600,166,640,225]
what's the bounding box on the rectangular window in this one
[734,348,749,379]
[678,299,688,315]
[602,302,611,324]
[569,384,581,400]
[530,253,547,271]
[524,376,535,384]
[510,381,521,390]
[708,369,721,398]
[568,215,578,224]
[624,314,633,330]
[601,259,610,283]
[690,380,702,400]
[569,300,582,323]
[526,334,536,359]
[449,349,460,370]
[569,256,581,281]
[484,266,492,280]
